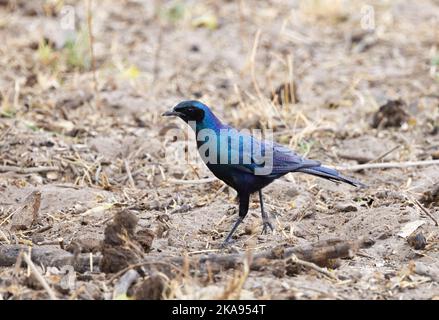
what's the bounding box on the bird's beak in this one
[162,110,181,117]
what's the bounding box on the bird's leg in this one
[221,193,249,247]
[259,189,274,234]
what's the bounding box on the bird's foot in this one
[261,220,274,235]
[220,238,235,248]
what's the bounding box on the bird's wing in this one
[267,141,320,174]
[224,131,319,176]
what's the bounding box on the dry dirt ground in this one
[0,0,439,300]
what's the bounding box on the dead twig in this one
[289,254,337,280]
[367,145,401,164]
[337,146,401,165]
[334,159,439,171]
[189,238,374,271]
[167,177,217,184]
[0,166,60,174]
[412,197,439,226]
[124,160,136,189]
[337,153,373,164]
[23,252,58,300]
[0,166,61,174]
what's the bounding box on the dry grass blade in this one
[124,160,136,189]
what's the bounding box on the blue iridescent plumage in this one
[163,100,364,246]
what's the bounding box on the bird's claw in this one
[220,238,235,248]
[261,220,274,235]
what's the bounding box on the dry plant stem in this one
[1,238,371,285]
[23,253,58,300]
[193,238,373,271]
[411,197,439,226]
[0,208,19,227]
[334,159,439,171]
[86,0,99,106]
[124,160,136,189]
[250,29,263,100]
[340,146,401,164]
[167,177,217,184]
[289,254,337,280]
[367,145,401,163]
[337,153,372,164]
[0,165,60,174]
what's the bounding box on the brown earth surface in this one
[0,0,439,299]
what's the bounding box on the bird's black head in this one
[162,100,206,123]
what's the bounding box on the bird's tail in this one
[298,165,366,188]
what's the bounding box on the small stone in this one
[244,223,258,235]
[407,233,427,250]
[377,231,392,240]
[46,172,58,180]
[29,175,43,185]
[134,274,166,300]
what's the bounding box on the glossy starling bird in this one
[163,100,364,246]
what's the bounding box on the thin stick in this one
[167,177,217,184]
[124,160,136,189]
[334,160,439,171]
[412,198,439,226]
[367,145,401,163]
[0,165,60,174]
[289,254,337,280]
[23,253,58,300]
[188,249,221,255]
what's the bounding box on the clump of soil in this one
[10,191,41,231]
[371,99,410,128]
[133,274,167,300]
[407,233,427,250]
[100,210,154,273]
[420,185,439,207]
